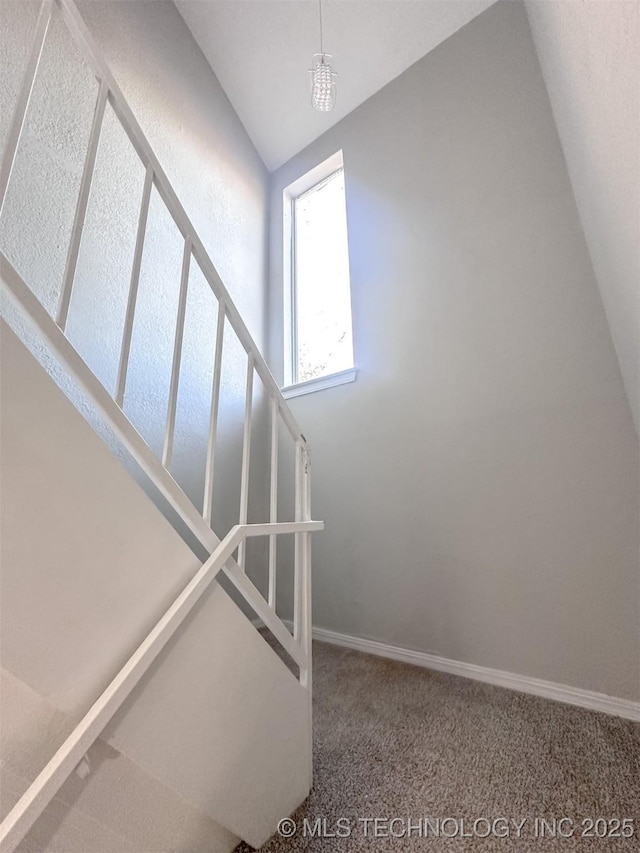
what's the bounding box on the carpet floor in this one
[238,641,639,852]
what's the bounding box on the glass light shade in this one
[310,54,336,112]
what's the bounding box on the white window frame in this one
[282,150,357,399]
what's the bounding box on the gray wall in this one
[1,0,270,537]
[269,1,639,699]
[526,0,640,437]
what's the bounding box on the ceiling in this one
[175,0,496,171]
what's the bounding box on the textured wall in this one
[269,1,639,699]
[526,0,640,437]
[0,0,271,540]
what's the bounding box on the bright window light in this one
[290,167,354,385]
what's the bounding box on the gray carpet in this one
[239,641,640,852]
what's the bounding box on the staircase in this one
[0,1,323,850]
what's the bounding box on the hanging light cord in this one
[319,0,324,57]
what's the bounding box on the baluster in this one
[115,163,153,407]
[57,80,108,331]
[293,440,303,642]
[237,355,254,571]
[203,299,225,524]
[267,396,278,608]
[162,235,191,469]
[0,0,54,217]
[300,446,313,692]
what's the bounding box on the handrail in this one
[0,255,306,671]
[0,0,53,209]
[0,520,323,853]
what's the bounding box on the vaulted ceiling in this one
[174,0,639,436]
[174,0,496,171]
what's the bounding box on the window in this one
[283,152,356,398]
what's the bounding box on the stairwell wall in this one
[268,1,639,700]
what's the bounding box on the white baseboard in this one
[312,627,640,723]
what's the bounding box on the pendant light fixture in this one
[310,0,336,112]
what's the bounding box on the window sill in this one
[281,367,358,400]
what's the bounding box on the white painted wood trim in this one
[2,251,218,556]
[57,79,108,331]
[57,0,306,444]
[115,163,153,408]
[242,520,323,538]
[311,628,640,722]
[237,355,254,571]
[162,236,191,469]
[0,0,53,216]
[1,256,324,677]
[282,367,358,400]
[268,397,278,608]
[285,150,345,199]
[0,521,322,853]
[202,299,225,525]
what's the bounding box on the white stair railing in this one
[0,0,323,849]
[0,520,322,853]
